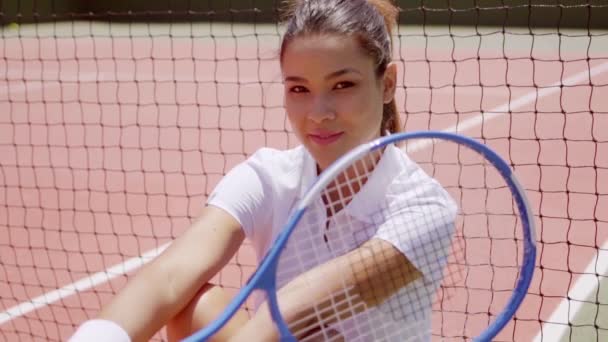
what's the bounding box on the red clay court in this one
[1,5,608,342]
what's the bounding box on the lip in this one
[308,131,344,146]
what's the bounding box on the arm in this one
[230,237,421,341]
[87,206,244,342]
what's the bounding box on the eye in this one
[334,81,355,90]
[289,85,308,93]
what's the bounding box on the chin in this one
[306,144,348,171]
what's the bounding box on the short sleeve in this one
[206,160,272,241]
[373,172,458,286]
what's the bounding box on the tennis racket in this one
[184,130,537,341]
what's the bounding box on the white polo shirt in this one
[208,144,458,341]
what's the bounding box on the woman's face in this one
[281,34,396,171]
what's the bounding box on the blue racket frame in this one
[183,131,537,342]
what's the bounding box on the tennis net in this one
[1,1,607,341]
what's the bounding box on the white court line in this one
[1,62,607,327]
[533,239,608,342]
[0,242,170,325]
[401,62,608,151]
[0,69,263,96]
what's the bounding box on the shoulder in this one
[214,145,312,205]
[207,146,310,240]
[237,146,309,192]
[245,145,307,176]
[211,145,311,248]
[386,145,457,211]
[387,144,434,185]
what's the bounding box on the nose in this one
[308,95,336,124]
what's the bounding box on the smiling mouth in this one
[308,132,344,145]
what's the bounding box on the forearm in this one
[97,258,186,341]
[277,272,359,339]
[98,243,231,341]
[228,261,354,341]
[231,238,421,341]
[284,238,421,333]
[93,207,244,341]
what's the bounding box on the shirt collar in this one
[344,144,404,223]
[299,144,405,224]
[298,147,318,200]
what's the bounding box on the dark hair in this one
[280,0,401,134]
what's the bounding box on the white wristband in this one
[68,319,131,342]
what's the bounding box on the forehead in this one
[281,34,375,76]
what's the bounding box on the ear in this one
[382,62,397,104]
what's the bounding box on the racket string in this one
[274,139,526,340]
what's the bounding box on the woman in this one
[70,0,456,341]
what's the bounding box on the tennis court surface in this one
[1,2,607,341]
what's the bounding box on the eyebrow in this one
[284,68,362,83]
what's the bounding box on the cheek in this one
[361,85,385,123]
[285,98,307,131]
[336,90,381,125]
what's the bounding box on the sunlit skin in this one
[282,33,397,171]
